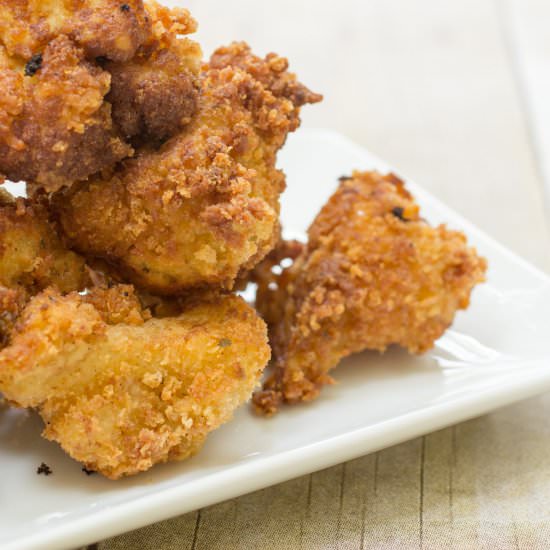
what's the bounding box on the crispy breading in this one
[0,0,151,62]
[0,191,90,342]
[0,193,89,295]
[105,3,201,143]
[0,2,202,190]
[0,37,132,190]
[0,287,270,478]
[53,42,321,294]
[252,172,487,414]
[82,283,151,324]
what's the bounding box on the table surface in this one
[87,1,550,548]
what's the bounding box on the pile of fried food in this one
[0,0,487,479]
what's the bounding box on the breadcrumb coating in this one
[0,37,132,190]
[0,1,202,191]
[0,287,270,478]
[0,190,90,343]
[105,3,201,143]
[53,42,321,294]
[252,171,487,414]
[0,0,151,62]
[0,192,89,296]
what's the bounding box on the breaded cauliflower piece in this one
[0,0,151,62]
[0,287,270,478]
[0,37,132,190]
[0,2,202,190]
[0,191,89,296]
[0,190,90,343]
[53,42,321,294]
[252,171,487,414]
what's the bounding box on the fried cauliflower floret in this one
[0,0,151,62]
[105,3,201,144]
[0,191,89,296]
[53,42,321,294]
[0,2,202,190]
[0,190,90,343]
[0,37,131,191]
[0,287,270,478]
[252,172,487,414]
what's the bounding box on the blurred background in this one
[182,0,550,270]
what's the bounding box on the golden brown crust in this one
[0,190,91,344]
[81,284,150,325]
[53,42,321,294]
[0,37,132,190]
[105,5,201,143]
[0,193,90,297]
[0,287,270,478]
[0,2,202,191]
[252,172,487,414]
[0,0,151,62]
[209,42,322,109]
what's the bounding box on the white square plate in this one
[2,129,550,550]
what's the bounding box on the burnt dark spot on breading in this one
[338,175,352,182]
[24,54,43,77]
[37,462,52,475]
[120,4,131,11]
[95,56,108,65]
[82,467,96,475]
[391,206,408,221]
